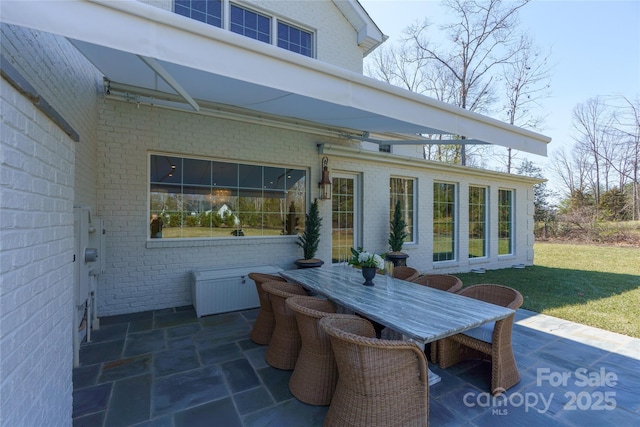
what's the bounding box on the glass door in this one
[331,174,358,263]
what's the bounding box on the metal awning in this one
[0,0,550,155]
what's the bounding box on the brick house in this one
[0,1,550,424]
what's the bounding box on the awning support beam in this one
[138,55,200,112]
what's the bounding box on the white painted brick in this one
[1,22,100,427]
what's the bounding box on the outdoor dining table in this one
[280,266,515,385]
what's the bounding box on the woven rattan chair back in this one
[286,296,344,405]
[392,266,419,282]
[319,316,429,427]
[261,281,308,370]
[411,274,463,293]
[437,284,523,395]
[458,283,523,309]
[248,272,287,345]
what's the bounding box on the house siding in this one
[1,69,76,427]
[0,24,101,426]
[0,3,540,425]
[96,99,340,315]
[96,99,536,316]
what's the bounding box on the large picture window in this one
[498,189,514,255]
[390,177,415,243]
[469,186,487,258]
[149,155,306,239]
[433,182,456,262]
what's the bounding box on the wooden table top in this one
[280,266,514,345]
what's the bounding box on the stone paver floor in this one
[72,306,640,426]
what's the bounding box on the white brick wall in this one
[1,23,101,426]
[1,80,75,427]
[322,154,536,274]
[96,99,336,315]
[96,97,536,315]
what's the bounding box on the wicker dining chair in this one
[286,296,352,405]
[262,281,308,370]
[411,274,463,293]
[411,274,463,363]
[437,284,523,395]
[319,316,429,427]
[393,266,419,282]
[248,272,288,345]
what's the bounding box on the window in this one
[149,155,306,238]
[433,182,456,262]
[332,175,357,263]
[469,186,487,258]
[230,4,271,43]
[390,177,415,243]
[174,1,314,57]
[498,189,514,255]
[175,0,222,28]
[277,22,312,57]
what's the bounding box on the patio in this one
[73,305,639,426]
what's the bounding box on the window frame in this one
[389,176,416,245]
[174,0,316,57]
[468,185,488,259]
[498,188,514,256]
[433,181,457,263]
[174,0,223,28]
[148,153,307,240]
[230,3,271,44]
[331,173,360,264]
[277,20,314,58]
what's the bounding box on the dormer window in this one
[174,0,314,58]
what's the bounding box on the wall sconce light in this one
[318,156,332,200]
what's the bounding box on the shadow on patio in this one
[72,306,639,426]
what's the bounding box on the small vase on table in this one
[361,267,376,286]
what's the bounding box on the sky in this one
[359,0,640,185]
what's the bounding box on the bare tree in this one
[403,0,531,165]
[551,147,592,197]
[572,97,615,209]
[610,95,640,220]
[499,33,552,172]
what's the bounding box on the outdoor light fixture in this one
[318,156,332,200]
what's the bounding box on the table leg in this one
[404,335,441,386]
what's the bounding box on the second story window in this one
[230,4,271,43]
[175,0,222,28]
[277,22,312,57]
[174,1,314,57]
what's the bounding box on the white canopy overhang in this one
[1,0,550,156]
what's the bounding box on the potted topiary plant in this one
[387,200,409,267]
[294,198,324,268]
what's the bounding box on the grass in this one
[454,242,640,338]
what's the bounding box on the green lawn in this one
[454,242,640,338]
